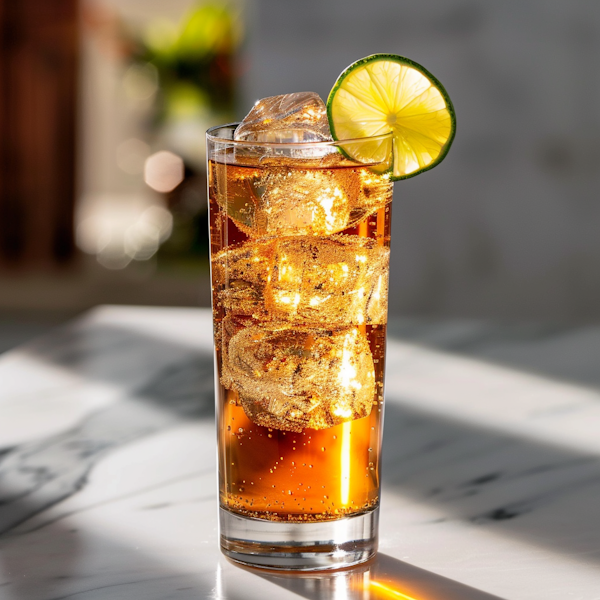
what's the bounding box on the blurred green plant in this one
[116,2,244,270]
[133,2,243,123]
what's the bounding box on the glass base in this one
[219,506,379,571]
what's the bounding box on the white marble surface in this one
[0,306,599,600]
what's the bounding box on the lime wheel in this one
[327,54,456,180]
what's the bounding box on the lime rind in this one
[327,54,456,181]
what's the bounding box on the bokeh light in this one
[144,151,185,193]
[76,194,173,270]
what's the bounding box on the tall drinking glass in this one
[207,124,394,570]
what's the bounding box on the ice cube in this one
[209,158,261,236]
[265,235,389,326]
[347,168,393,227]
[222,322,375,432]
[254,162,352,236]
[256,157,393,237]
[210,152,393,238]
[235,92,333,144]
[218,314,250,397]
[212,235,389,325]
[211,240,274,317]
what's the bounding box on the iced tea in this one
[209,148,392,522]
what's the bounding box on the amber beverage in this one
[207,123,393,570]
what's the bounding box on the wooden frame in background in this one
[0,0,78,268]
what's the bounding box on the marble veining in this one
[0,354,213,535]
[0,306,599,600]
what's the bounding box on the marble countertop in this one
[0,306,599,600]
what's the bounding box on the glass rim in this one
[206,122,393,149]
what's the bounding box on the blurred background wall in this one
[0,0,599,351]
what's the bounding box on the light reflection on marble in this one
[226,554,506,600]
[0,306,599,600]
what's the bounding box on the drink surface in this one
[209,148,392,522]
